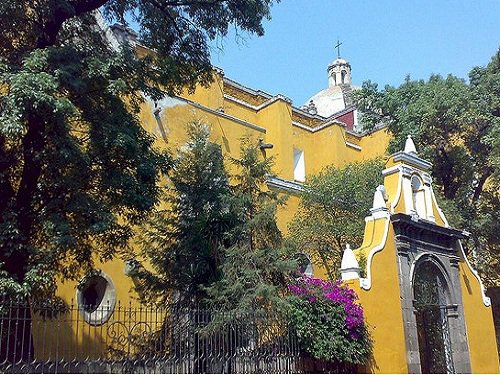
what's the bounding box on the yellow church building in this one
[20,25,500,373]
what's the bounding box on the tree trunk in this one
[1,115,44,365]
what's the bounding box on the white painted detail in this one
[293,148,306,182]
[370,185,389,219]
[341,244,360,281]
[392,151,433,171]
[402,174,414,216]
[345,141,362,151]
[404,135,417,155]
[300,255,314,278]
[223,93,291,112]
[152,94,266,134]
[291,119,344,133]
[155,96,186,111]
[266,176,304,193]
[382,164,401,177]
[457,242,491,307]
[76,270,116,326]
[430,187,449,227]
[353,109,362,133]
[360,214,391,290]
[423,183,436,222]
[372,185,388,210]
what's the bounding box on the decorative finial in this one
[369,185,389,218]
[371,185,387,210]
[404,135,417,155]
[334,38,342,59]
[340,243,360,281]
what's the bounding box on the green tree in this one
[468,50,500,286]
[136,121,235,306]
[0,0,279,298]
[353,50,500,286]
[288,159,384,280]
[205,137,297,315]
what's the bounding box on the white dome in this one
[303,55,357,118]
[306,86,345,117]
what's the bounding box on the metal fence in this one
[0,298,348,373]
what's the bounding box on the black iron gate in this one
[414,261,455,374]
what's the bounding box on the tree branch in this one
[37,0,109,48]
[472,167,492,203]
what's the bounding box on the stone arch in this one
[410,253,455,304]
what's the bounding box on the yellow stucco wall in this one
[459,260,500,373]
[354,219,409,373]
[49,71,394,362]
[53,70,390,308]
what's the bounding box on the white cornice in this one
[359,215,391,290]
[345,141,362,151]
[223,77,273,100]
[224,94,291,112]
[266,176,304,193]
[291,120,343,133]
[156,95,266,134]
[457,242,491,307]
[391,151,432,171]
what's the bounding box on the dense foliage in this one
[135,122,234,306]
[353,50,500,286]
[287,276,371,365]
[205,137,297,314]
[288,159,383,279]
[136,127,296,312]
[0,0,279,298]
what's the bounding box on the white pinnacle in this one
[340,243,360,281]
[404,135,417,155]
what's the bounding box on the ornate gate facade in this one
[392,213,472,373]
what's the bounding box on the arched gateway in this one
[340,136,498,373]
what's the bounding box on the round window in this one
[76,271,116,325]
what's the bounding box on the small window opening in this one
[293,148,305,182]
[411,175,427,218]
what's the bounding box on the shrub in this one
[287,276,372,365]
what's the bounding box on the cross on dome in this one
[334,38,342,59]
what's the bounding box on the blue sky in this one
[209,0,500,107]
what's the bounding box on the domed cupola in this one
[327,57,352,87]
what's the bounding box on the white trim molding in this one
[457,242,491,307]
[359,213,391,290]
[266,176,304,193]
[153,95,266,134]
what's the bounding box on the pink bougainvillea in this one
[288,276,364,337]
[287,276,371,364]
